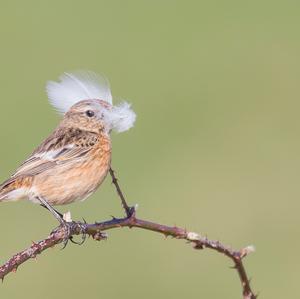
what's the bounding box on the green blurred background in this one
[0,1,299,298]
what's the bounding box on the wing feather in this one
[12,146,92,178]
[11,128,99,179]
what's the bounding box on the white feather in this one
[104,102,137,133]
[46,71,113,114]
[46,70,136,133]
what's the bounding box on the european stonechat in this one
[0,71,136,226]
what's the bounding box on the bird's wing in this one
[12,146,91,178]
[11,129,99,179]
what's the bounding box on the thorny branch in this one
[109,168,133,217]
[0,168,257,299]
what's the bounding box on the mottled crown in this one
[46,71,136,133]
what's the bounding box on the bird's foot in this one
[68,219,88,246]
[57,220,75,249]
[50,218,86,249]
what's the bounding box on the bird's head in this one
[46,71,136,134]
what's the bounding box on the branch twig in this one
[109,168,132,217]
[0,169,257,299]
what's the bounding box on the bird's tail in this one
[0,180,13,202]
[0,178,25,202]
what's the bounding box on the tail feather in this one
[0,179,14,201]
[0,178,26,202]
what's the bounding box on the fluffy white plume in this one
[46,71,113,114]
[46,71,136,133]
[103,102,136,133]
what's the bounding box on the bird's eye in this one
[86,110,95,117]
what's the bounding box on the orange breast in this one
[32,136,111,206]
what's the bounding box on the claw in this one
[61,240,69,250]
[65,221,88,246]
[54,217,88,249]
[59,221,73,250]
[69,235,86,246]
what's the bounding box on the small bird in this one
[0,71,136,227]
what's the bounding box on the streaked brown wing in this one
[11,128,99,179]
[12,146,92,178]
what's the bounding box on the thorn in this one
[240,245,256,258]
[12,267,17,273]
[193,243,204,250]
[92,231,108,241]
[1,277,4,283]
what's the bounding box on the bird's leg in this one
[37,196,65,225]
[40,203,63,219]
[37,197,87,247]
[36,196,73,247]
